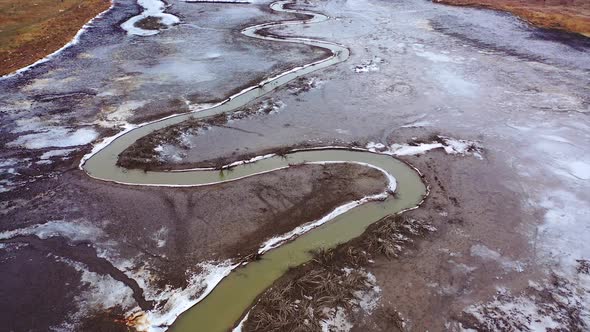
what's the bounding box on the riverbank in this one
[0,0,111,76]
[433,0,590,37]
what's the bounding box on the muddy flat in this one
[1,0,589,331]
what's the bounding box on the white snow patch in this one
[77,266,137,311]
[401,120,432,128]
[354,272,381,312]
[121,0,180,36]
[40,149,76,159]
[366,136,483,159]
[106,100,148,122]
[352,57,383,73]
[0,220,104,242]
[366,142,386,150]
[8,127,98,149]
[134,261,238,332]
[321,307,353,332]
[151,227,168,248]
[564,161,590,180]
[50,257,137,331]
[232,311,250,332]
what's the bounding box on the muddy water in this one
[81,1,426,331]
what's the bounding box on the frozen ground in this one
[1,0,589,330]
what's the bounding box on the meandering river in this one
[81,1,427,330]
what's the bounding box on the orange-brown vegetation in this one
[434,0,590,37]
[0,0,111,76]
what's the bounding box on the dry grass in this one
[244,216,435,332]
[434,0,590,37]
[245,259,371,331]
[0,0,111,75]
[364,216,436,259]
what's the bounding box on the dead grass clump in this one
[247,283,324,332]
[207,113,229,127]
[364,216,436,259]
[245,247,374,332]
[244,216,435,331]
[375,306,406,331]
[274,146,292,158]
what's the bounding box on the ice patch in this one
[8,127,98,149]
[387,142,443,156]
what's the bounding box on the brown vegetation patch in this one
[135,16,166,31]
[434,0,590,37]
[0,0,111,76]
[243,216,435,331]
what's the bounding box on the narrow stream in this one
[81,1,427,331]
